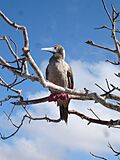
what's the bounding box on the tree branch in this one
[108,142,120,156]
[0,36,19,60]
[95,25,120,33]
[90,152,108,160]
[0,114,61,140]
[0,11,29,49]
[0,76,21,95]
[2,108,120,140]
[111,5,120,61]
[0,56,39,82]
[86,40,117,54]
[101,0,113,24]
[11,90,120,113]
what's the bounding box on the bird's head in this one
[41,44,65,59]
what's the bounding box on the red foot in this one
[48,93,70,102]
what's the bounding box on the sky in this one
[0,0,120,160]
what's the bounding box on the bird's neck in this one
[50,55,64,62]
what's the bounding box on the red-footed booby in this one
[41,44,74,123]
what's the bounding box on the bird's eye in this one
[54,46,57,49]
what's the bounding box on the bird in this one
[41,44,74,123]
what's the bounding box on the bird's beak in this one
[41,47,56,54]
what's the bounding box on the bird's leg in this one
[48,93,70,102]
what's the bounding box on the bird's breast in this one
[47,60,68,88]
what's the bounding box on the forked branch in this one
[87,0,120,62]
[1,108,120,140]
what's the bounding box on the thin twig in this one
[3,111,18,128]
[88,108,101,120]
[105,79,110,91]
[106,59,120,65]
[2,108,120,140]
[8,105,15,119]
[0,114,61,140]
[0,11,29,48]
[108,142,120,156]
[110,84,120,92]
[95,25,120,33]
[9,36,20,68]
[9,37,18,55]
[0,36,19,60]
[8,75,18,87]
[90,152,108,160]
[95,83,107,93]
[10,78,27,88]
[101,0,113,24]
[0,76,21,95]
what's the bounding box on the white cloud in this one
[0,60,120,160]
[0,138,63,160]
[71,60,120,91]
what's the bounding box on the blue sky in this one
[0,0,120,160]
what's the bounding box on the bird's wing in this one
[67,65,74,89]
[46,65,49,80]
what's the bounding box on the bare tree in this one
[0,0,120,141]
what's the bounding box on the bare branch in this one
[0,11,29,48]
[9,36,20,69]
[88,108,101,120]
[0,56,39,82]
[115,73,120,78]
[108,143,120,156]
[90,152,108,160]
[9,36,18,55]
[111,5,120,61]
[11,96,49,105]
[8,75,18,87]
[110,84,120,92]
[11,90,120,113]
[2,108,120,140]
[4,111,18,128]
[10,78,27,88]
[8,105,16,119]
[95,83,107,93]
[0,95,22,104]
[96,79,115,96]
[87,1,120,63]
[0,76,21,95]
[105,79,110,91]
[0,114,61,140]
[0,36,19,60]
[104,94,120,102]
[101,0,113,24]
[95,25,120,33]
[68,109,120,127]
[106,59,120,65]
[95,81,120,102]
[0,11,29,74]
[86,40,117,54]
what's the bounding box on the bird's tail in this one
[59,105,68,123]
